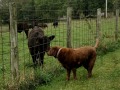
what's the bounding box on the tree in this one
[0,0,118,24]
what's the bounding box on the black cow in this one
[10,21,48,38]
[28,26,55,67]
[17,22,30,38]
[53,21,58,28]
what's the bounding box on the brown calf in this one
[47,39,99,80]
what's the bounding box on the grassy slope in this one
[36,48,120,90]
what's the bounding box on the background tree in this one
[0,0,119,24]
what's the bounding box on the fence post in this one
[115,9,119,41]
[67,6,72,48]
[96,8,101,39]
[9,2,19,85]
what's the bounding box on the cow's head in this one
[40,35,55,52]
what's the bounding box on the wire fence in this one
[0,2,120,89]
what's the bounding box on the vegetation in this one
[36,48,120,90]
[0,0,120,89]
[0,17,120,89]
[0,0,120,23]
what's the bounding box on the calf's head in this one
[40,35,55,52]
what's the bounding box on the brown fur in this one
[47,39,99,80]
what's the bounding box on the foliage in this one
[0,0,120,23]
[1,16,120,89]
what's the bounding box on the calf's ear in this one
[49,35,55,41]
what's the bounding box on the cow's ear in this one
[49,35,55,41]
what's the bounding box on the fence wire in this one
[0,2,120,89]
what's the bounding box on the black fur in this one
[28,26,55,66]
[17,22,30,38]
[53,21,58,28]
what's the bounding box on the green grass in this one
[35,48,120,90]
[0,17,120,89]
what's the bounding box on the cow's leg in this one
[29,48,37,66]
[39,52,45,68]
[24,30,29,38]
[83,57,96,78]
[66,69,71,81]
[72,68,77,80]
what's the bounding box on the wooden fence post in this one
[96,8,101,39]
[115,9,119,41]
[9,2,19,84]
[67,6,72,48]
